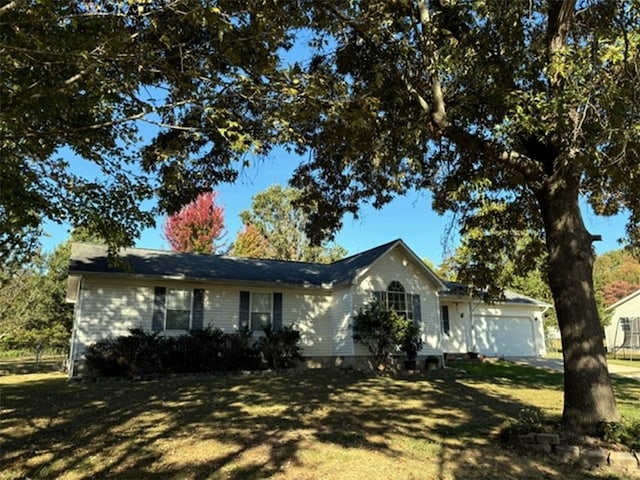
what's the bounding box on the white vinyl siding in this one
[73,281,154,357]
[286,291,333,357]
[605,291,640,351]
[331,286,354,356]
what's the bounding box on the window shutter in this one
[412,294,421,326]
[441,305,450,335]
[239,291,250,330]
[273,292,283,331]
[192,288,205,330]
[373,291,384,303]
[152,287,166,332]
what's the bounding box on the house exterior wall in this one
[70,278,155,362]
[354,246,441,356]
[330,285,354,356]
[285,291,333,357]
[70,277,334,371]
[605,291,640,351]
[440,301,472,354]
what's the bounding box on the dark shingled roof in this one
[68,240,549,306]
[440,281,551,307]
[68,239,404,288]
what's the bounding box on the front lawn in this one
[1,362,638,479]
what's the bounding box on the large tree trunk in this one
[534,171,620,434]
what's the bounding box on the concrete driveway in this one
[507,356,640,381]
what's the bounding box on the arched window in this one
[374,281,415,322]
[387,281,407,314]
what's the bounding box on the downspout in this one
[67,276,83,379]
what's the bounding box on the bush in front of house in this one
[83,325,302,377]
[84,328,168,377]
[352,300,413,371]
[221,327,262,371]
[169,327,227,373]
[256,325,303,369]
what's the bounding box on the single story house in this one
[66,239,549,377]
[604,289,640,355]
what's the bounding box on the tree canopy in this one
[231,185,347,262]
[0,243,73,363]
[4,0,640,434]
[594,249,640,306]
[163,191,227,253]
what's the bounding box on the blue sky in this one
[41,146,629,266]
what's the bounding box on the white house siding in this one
[72,278,155,359]
[354,246,441,356]
[331,286,355,356]
[285,290,332,357]
[202,286,238,332]
[605,290,640,352]
[440,301,471,354]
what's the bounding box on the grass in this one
[1,361,639,480]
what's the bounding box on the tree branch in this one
[0,0,20,17]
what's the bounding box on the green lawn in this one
[1,362,639,480]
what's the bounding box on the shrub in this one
[84,329,167,377]
[84,338,129,377]
[221,327,261,371]
[352,300,411,370]
[396,321,423,361]
[169,327,226,373]
[257,325,303,369]
[83,325,304,377]
[600,421,640,450]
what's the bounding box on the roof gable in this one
[342,239,446,290]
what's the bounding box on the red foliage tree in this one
[163,192,226,253]
[601,280,640,307]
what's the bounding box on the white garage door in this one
[474,316,536,357]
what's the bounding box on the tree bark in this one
[534,170,620,434]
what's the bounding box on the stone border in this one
[518,432,639,472]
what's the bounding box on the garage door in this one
[474,316,536,357]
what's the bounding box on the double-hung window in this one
[251,293,273,331]
[239,291,283,332]
[152,287,204,332]
[165,288,192,330]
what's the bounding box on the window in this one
[239,291,283,332]
[152,287,203,332]
[165,288,192,330]
[251,293,273,331]
[441,305,450,335]
[376,281,414,321]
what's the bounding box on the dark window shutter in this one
[152,287,166,332]
[239,291,250,330]
[373,291,385,304]
[441,305,450,335]
[412,294,422,326]
[192,288,205,330]
[273,292,283,331]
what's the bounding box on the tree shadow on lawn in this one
[0,368,627,480]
